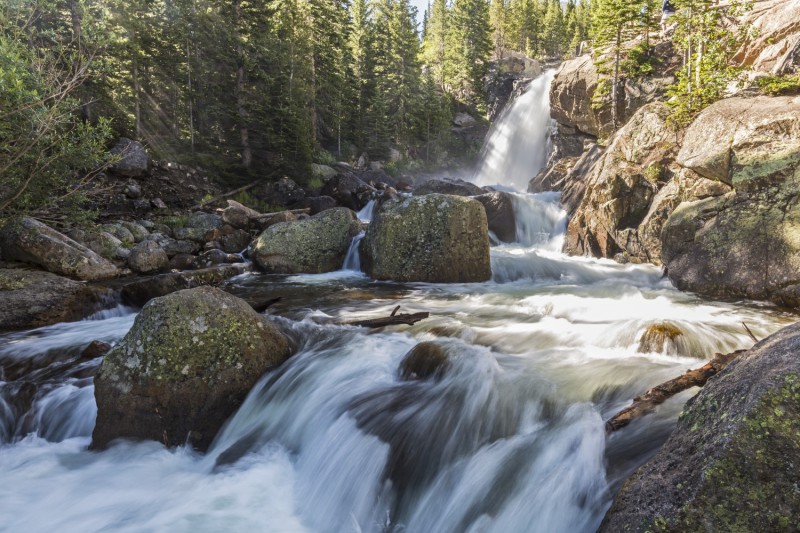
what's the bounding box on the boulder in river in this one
[92,286,293,451]
[473,191,517,243]
[361,194,491,283]
[320,173,375,211]
[600,321,800,532]
[0,269,111,330]
[412,177,483,197]
[0,217,119,281]
[662,95,800,306]
[249,207,360,274]
[399,342,450,381]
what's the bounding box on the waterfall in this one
[473,71,556,192]
[342,232,365,272]
[356,200,377,222]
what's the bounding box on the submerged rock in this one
[638,322,683,354]
[399,342,450,381]
[601,321,800,532]
[249,207,360,274]
[92,286,293,451]
[0,217,119,281]
[361,194,491,283]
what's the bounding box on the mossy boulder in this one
[600,321,800,532]
[663,96,800,306]
[92,286,292,451]
[638,322,683,354]
[127,240,168,274]
[412,177,483,197]
[249,207,360,274]
[361,194,491,283]
[0,217,119,281]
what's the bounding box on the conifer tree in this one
[421,0,449,90]
[446,0,493,110]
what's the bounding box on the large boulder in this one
[320,173,375,211]
[109,138,150,177]
[361,194,491,282]
[0,217,119,281]
[600,321,800,532]
[249,207,360,274]
[0,269,110,330]
[563,103,675,263]
[663,96,800,305]
[473,192,517,243]
[732,0,800,75]
[412,177,483,197]
[92,286,293,451]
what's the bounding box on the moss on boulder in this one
[249,207,360,274]
[361,194,491,283]
[600,322,800,532]
[91,286,293,451]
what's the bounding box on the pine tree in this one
[446,0,493,110]
[421,0,448,90]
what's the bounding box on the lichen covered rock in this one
[663,96,800,306]
[249,207,360,274]
[127,240,168,274]
[92,286,293,451]
[600,321,800,532]
[361,194,491,282]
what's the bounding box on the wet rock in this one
[0,269,112,330]
[473,192,517,243]
[663,96,800,306]
[637,322,683,354]
[219,229,251,254]
[110,138,150,177]
[413,177,483,197]
[92,286,293,451]
[399,342,450,381]
[320,173,376,211]
[601,322,800,532]
[127,240,168,274]
[191,249,241,270]
[80,340,112,360]
[120,263,251,306]
[249,208,360,274]
[361,194,491,283]
[0,217,119,281]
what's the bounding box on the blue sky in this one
[410,0,428,25]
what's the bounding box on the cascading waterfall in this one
[473,71,556,192]
[0,67,794,533]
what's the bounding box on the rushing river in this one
[0,75,795,533]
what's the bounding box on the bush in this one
[757,74,800,96]
[622,44,657,78]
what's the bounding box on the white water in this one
[473,71,555,192]
[0,71,795,532]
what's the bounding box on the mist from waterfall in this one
[473,71,556,192]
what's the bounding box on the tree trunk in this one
[611,27,621,131]
[233,0,251,169]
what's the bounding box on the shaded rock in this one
[473,192,517,243]
[0,269,112,330]
[0,217,118,281]
[92,286,293,451]
[600,321,800,532]
[361,194,491,283]
[146,233,200,257]
[101,223,135,245]
[290,195,338,215]
[151,198,167,210]
[123,182,142,199]
[564,103,675,263]
[252,210,298,232]
[80,340,112,360]
[82,231,124,260]
[191,249,241,270]
[186,211,223,232]
[120,263,252,307]
[219,229,251,254]
[663,96,800,305]
[253,177,306,207]
[413,177,483,197]
[320,173,376,211]
[166,253,196,271]
[110,138,150,177]
[399,342,450,381]
[249,208,360,274]
[121,221,149,243]
[311,164,338,181]
[127,240,168,274]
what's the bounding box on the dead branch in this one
[605,350,747,433]
[252,208,311,220]
[342,307,430,329]
[742,322,759,343]
[189,172,278,210]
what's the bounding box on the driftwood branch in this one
[742,322,759,343]
[605,350,747,433]
[252,208,311,220]
[190,172,279,210]
[342,307,430,329]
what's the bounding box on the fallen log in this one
[252,208,311,220]
[342,306,430,328]
[605,349,747,433]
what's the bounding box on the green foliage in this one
[666,0,753,128]
[757,74,800,96]
[622,43,657,78]
[0,3,113,224]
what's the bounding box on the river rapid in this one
[0,75,795,533]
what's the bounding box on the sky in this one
[410,0,428,25]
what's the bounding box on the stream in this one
[0,74,794,533]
